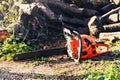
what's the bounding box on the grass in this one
[32,57,49,67]
[56,68,70,75]
[77,61,120,80]
[105,40,120,51]
[0,35,35,61]
[34,57,48,62]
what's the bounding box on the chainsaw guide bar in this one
[13,47,67,61]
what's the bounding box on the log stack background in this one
[0,0,120,41]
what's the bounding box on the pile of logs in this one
[3,0,120,41]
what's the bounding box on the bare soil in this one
[0,52,119,80]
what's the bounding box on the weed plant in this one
[0,35,34,61]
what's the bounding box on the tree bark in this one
[43,0,98,17]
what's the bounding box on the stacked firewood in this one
[3,0,120,41]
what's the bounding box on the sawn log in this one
[99,32,120,42]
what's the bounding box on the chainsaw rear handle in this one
[95,43,109,54]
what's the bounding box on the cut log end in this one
[99,32,120,42]
[0,31,11,42]
[88,16,100,37]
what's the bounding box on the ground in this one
[0,30,120,80]
[0,52,120,80]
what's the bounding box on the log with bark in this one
[17,0,98,18]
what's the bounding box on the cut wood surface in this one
[103,23,120,32]
[99,32,120,42]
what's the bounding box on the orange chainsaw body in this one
[63,27,109,62]
[70,35,109,60]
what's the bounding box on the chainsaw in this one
[63,27,109,62]
[13,27,109,62]
[13,25,109,62]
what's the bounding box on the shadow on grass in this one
[15,51,120,64]
[91,51,120,61]
[46,51,120,63]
